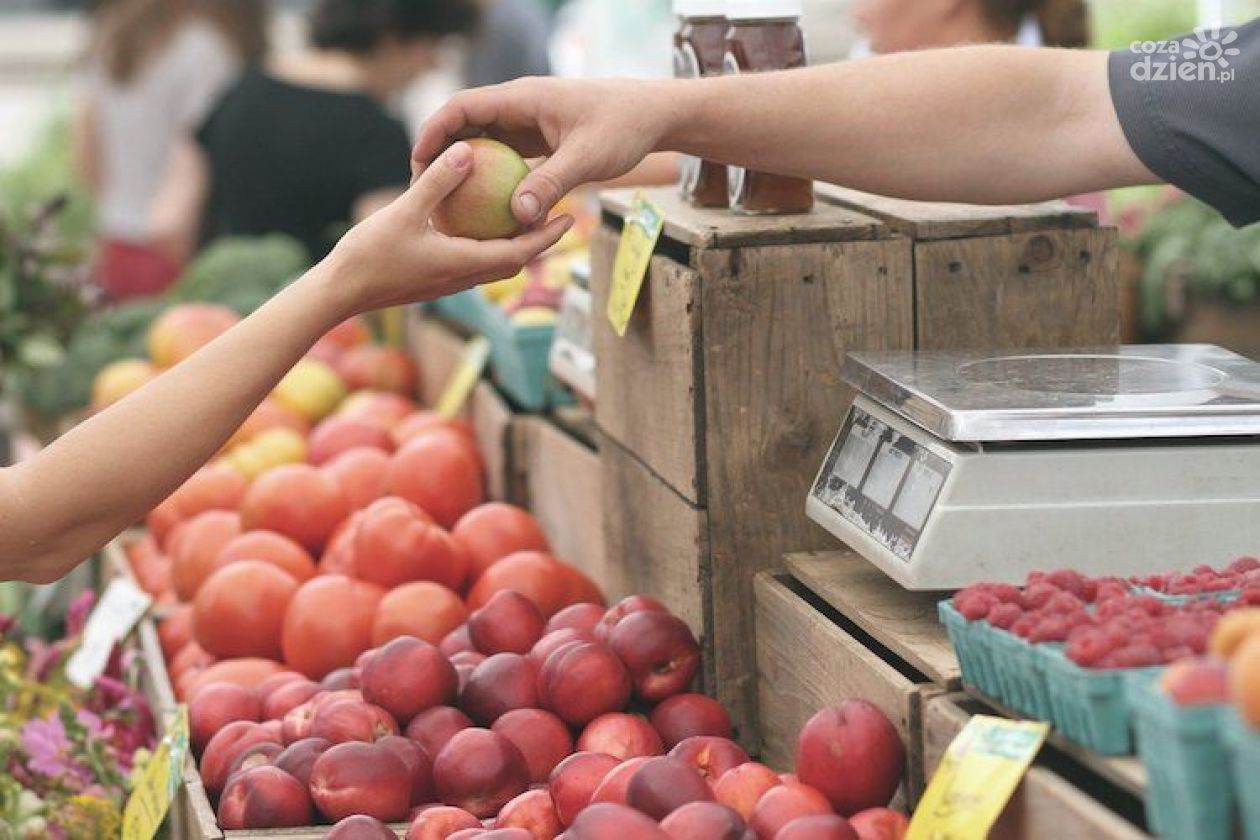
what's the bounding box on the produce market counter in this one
[757,549,1152,836]
[591,186,1120,751]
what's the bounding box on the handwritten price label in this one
[606,192,664,337]
[123,706,189,840]
[908,715,1048,840]
[436,336,491,419]
[65,577,151,689]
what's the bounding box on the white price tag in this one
[66,577,152,688]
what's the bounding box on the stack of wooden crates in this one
[589,185,1119,751]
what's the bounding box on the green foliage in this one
[1091,0,1197,49]
[170,234,310,314]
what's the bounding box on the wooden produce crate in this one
[922,695,1150,840]
[592,187,1119,750]
[510,410,607,588]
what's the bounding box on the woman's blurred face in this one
[852,0,957,54]
[375,37,440,93]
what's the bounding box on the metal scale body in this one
[806,345,1260,590]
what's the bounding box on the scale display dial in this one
[812,405,952,562]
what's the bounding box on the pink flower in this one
[22,715,75,780]
[66,591,96,637]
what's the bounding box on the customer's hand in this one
[328,141,574,314]
[413,78,674,227]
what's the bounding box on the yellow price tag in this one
[436,336,491,418]
[123,705,189,840]
[908,715,1048,840]
[606,191,665,337]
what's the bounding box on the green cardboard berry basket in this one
[1225,709,1260,840]
[1129,674,1234,840]
[1041,647,1160,755]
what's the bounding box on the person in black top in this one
[152,0,478,261]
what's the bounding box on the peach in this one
[482,830,532,840]
[311,740,413,822]
[660,802,752,840]
[529,628,596,668]
[339,391,417,429]
[273,737,331,788]
[374,581,468,647]
[546,603,607,637]
[548,751,620,826]
[218,765,313,829]
[260,719,283,741]
[324,446,392,511]
[778,815,860,840]
[388,435,485,530]
[452,502,552,582]
[1159,656,1230,706]
[433,728,531,818]
[308,416,394,465]
[262,679,321,720]
[201,720,279,797]
[217,531,317,584]
[354,496,467,590]
[590,756,652,806]
[651,694,732,749]
[847,808,910,840]
[451,651,487,669]
[566,803,669,840]
[148,303,239,368]
[1230,632,1260,726]
[460,653,540,726]
[469,590,547,655]
[362,636,460,724]
[255,671,306,701]
[379,734,437,806]
[609,611,700,701]
[537,643,631,726]
[491,709,573,783]
[337,344,418,395]
[669,736,749,786]
[190,682,261,754]
[405,805,483,840]
[310,699,400,743]
[321,667,360,691]
[795,702,904,816]
[749,784,834,840]
[1210,607,1260,659]
[406,706,475,759]
[626,755,714,820]
[281,700,319,744]
[594,596,667,644]
[432,138,530,240]
[715,763,781,821]
[447,829,484,840]
[442,625,478,657]
[495,788,563,839]
[577,714,664,761]
[327,814,399,840]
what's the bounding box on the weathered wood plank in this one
[784,550,960,689]
[754,572,930,806]
[915,228,1120,349]
[702,238,915,753]
[469,381,513,502]
[922,694,1150,840]
[408,311,468,409]
[599,437,709,677]
[600,187,886,249]
[591,229,706,504]
[516,416,607,587]
[816,183,1098,240]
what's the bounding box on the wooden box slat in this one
[601,187,887,249]
[783,551,960,689]
[754,571,937,805]
[816,184,1098,240]
[923,694,1150,840]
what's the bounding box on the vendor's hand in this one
[413,78,674,227]
[327,141,574,315]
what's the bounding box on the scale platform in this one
[807,345,1260,589]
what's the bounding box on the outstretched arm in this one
[414,45,1157,225]
[0,142,573,584]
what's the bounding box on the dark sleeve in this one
[1109,19,1260,227]
[347,112,413,196]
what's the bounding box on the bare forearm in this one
[0,262,351,582]
[662,46,1156,203]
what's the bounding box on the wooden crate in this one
[511,413,607,587]
[922,694,1150,840]
[754,570,939,806]
[591,187,1119,749]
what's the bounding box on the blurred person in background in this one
[151,0,479,263]
[851,0,1089,53]
[75,0,268,300]
[463,0,552,87]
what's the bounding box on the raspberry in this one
[1067,631,1113,667]
[1241,588,1260,606]
[1045,591,1087,615]
[1104,643,1163,669]
[1229,557,1260,575]
[955,591,999,621]
[1010,616,1036,639]
[1026,571,1048,588]
[1023,583,1059,610]
[1028,615,1073,643]
[986,603,1023,630]
[1162,645,1195,663]
[1193,564,1215,576]
[1047,569,1089,599]
[988,584,1025,607]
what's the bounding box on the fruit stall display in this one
[0,590,158,838]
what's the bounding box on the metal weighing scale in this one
[806,345,1260,590]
